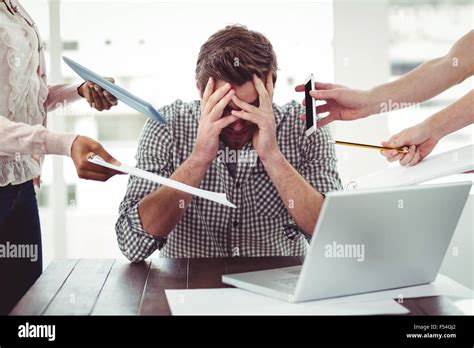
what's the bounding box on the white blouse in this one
[0,0,80,186]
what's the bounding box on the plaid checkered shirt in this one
[116,99,342,261]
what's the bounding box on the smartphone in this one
[305,74,317,136]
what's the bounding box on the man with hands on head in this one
[296,30,474,166]
[117,25,342,262]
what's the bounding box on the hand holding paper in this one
[71,136,124,182]
[88,154,236,208]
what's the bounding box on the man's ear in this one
[196,80,203,98]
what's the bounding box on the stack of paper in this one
[165,274,473,315]
[165,288,409,315]
[349,144,474,190]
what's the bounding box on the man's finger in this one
[253,74,270,106]
[299,113,306,121]
[209,90,234,121]
[204,82,231,115]
[202,77,214,104]
[214,115,239,129]
[200,77,214,117]
[231,110,261,126]
[265,71,274,100]
[231,95,259,114]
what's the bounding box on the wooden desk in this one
[10,257,464,315]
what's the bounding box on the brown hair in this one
[195,24,278,95]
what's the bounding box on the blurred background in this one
[21,0,473,287]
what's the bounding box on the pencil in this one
[328,140,409,154]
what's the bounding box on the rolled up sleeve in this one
[286,115,343,242]
[116,104,176,262]
[300,124,343,194]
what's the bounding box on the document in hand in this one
[349,144,474,190]
[88,155,236,208]
[63,56,167,124]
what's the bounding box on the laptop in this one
[222,182,472,303]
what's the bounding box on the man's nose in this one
[230,119,246,132]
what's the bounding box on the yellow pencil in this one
[329,140,409,154]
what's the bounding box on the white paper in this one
[88,155,236,208]
[453,299,474,315]
[165,274,472,315]
[165,288,409,315]
[349,144,474,190]
[318,274,473,305]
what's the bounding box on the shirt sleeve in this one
[0,115,78,157]
[46,84,83,112]
[283,104,343,242]
[300,124,343,194]
[115,102,178,263]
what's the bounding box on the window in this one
[388,0,473,157]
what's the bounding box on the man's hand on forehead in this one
[230,71,274,118]
[191,77,241,165]
[228,71,279,160]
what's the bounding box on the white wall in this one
[332,0,391,185]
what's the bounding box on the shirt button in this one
[232,221,239,228]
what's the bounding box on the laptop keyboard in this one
[273,277,298,288]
